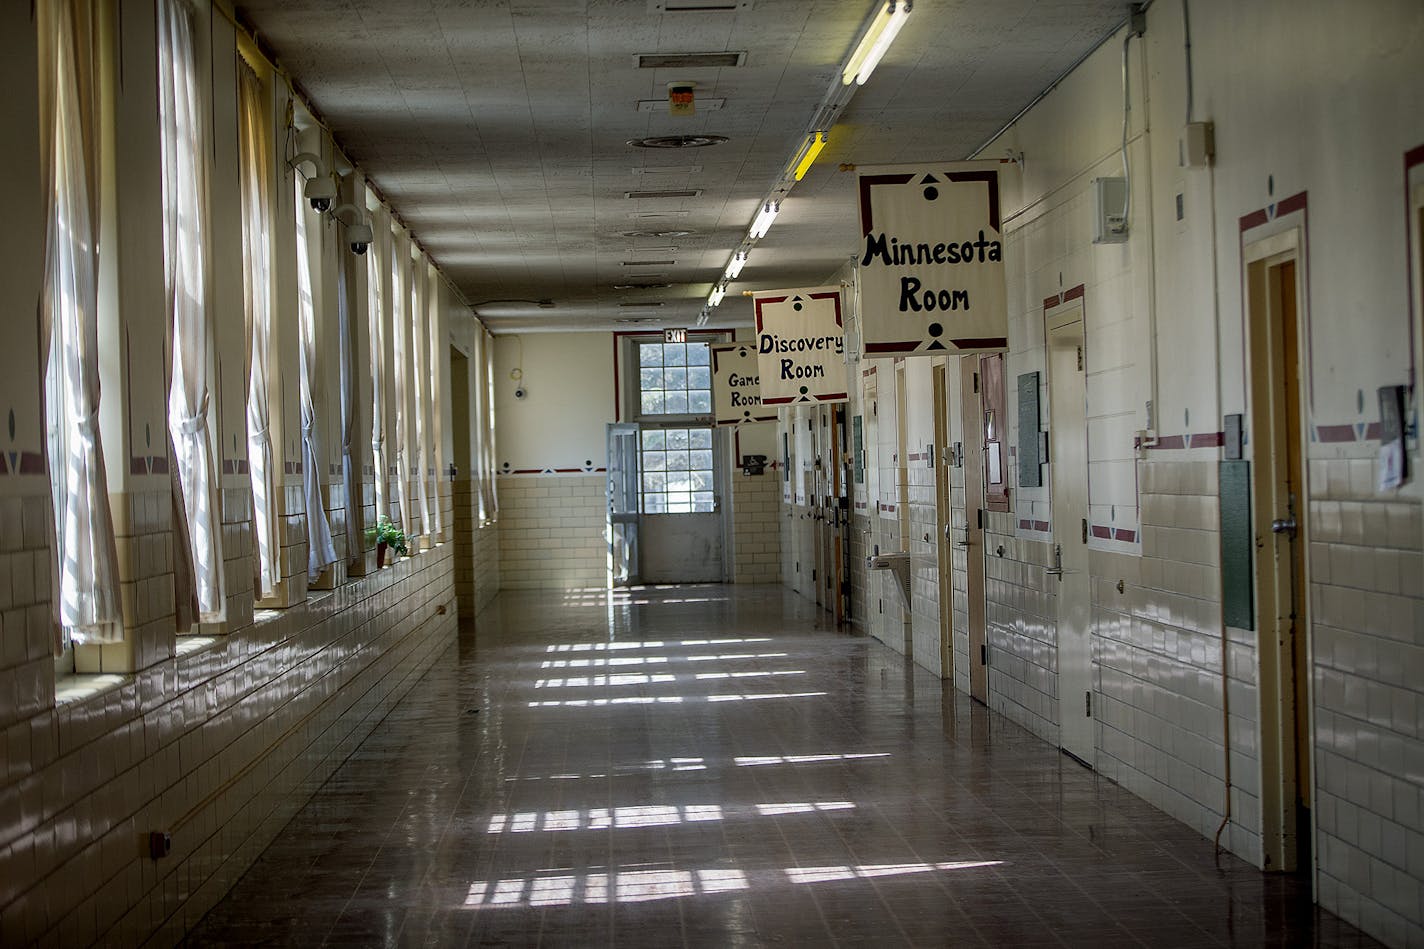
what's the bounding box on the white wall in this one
[795,4,1424,947]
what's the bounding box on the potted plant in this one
[372,516,408,567]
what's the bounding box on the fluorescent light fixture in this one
[749,200,780,240]
[792,132,828,180]
[708,282,727,307]
[842,1,912,86]
[724,251,748,280]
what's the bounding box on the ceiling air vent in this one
[620,229,695,239]
[649,1,752,12]
[620,301,666,307]
[613,281,673,290]
[624,189,701,200]
[634,51,746,69]
[628,135,727,149]
[622,260,676,267]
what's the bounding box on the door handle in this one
[1271,517,1297,537]
[1045,544,1065,578]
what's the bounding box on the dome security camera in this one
[348,221,373,255]
[514,386,527,400]
[305,173,337,213]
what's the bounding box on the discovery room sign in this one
[856,161,1009,356]
[710,343,777,426]
[752,287,849,405]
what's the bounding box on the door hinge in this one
[973,372,980,393]
[1085,690,1093,718]
[811,568,817,583]
[980,644,987,665]
[1081,518,1088,544]
[977,508,984,530]
[1077,346,1084,371]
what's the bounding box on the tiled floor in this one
[187,586,1381,948]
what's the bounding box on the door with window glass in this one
[607,423,641,586]
[634,338,726,583]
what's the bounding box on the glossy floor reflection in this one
[187,586,1380,948]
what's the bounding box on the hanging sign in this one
[752,287,849,405]
[856,161,1009,356]
[710,343,776,426]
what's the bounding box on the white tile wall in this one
[497,475,607,590]
[1309,456,1424,947]
[732,474,782,584]
[0,540,457,946]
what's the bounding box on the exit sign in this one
[664,328,688,343]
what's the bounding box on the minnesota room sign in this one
[856,161,1009,356]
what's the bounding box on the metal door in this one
[638,425,725,583]
[1047,306,1093,765]
[607,423,640,586]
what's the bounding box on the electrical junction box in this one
[1092,177,1128,244]
[1182,121,1215,167]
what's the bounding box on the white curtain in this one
[367,202,388,523]
[390,227,416,541]
[38,0,123,646]
[337,217,364,564]
[294,173,338,579]
[410,257,431,539]
[427,270,445,539]
[238,63,279,599]
[481,324,499,522]
[158,0,225,624]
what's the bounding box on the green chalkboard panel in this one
[1219,460,1254,630]
[1018,372,1042,487]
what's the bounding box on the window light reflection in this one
[535,674,678,688]
[734,753,890,767]
[685,652,788,662]
[545,638,771,653]
[503,758,708,782]
[693,670,805,681]
[540,657,671,668]
[461,861,1001,910]
[485,801,855,835]
[529,696,685,708]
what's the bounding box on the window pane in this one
[663,367,687,391]
[642,471,667,492]
[667,492,692,513]
[644,493,667,514]
[687,343,710,366]
[689,391,712,414]
[640,344,663,366]
[641,392,664,414]
[688,366,711,389]
[640,368,663,390]
[690,470,714,492]
[666,428,689,449]
[643,451,667,472]
[692,492,714,511]
[689,428,712,449]
[690,449,712,471]
[666,449,690,471]
[642,429,666,450]
[665,391,688,414]
[664,344,687,367]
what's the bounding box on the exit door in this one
[607,423,640,586]
[1047,304,1093,765]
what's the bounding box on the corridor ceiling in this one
[236,0,1129,333]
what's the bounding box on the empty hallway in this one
[186,587,1375,948]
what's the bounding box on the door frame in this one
[933,358,955,681]
[1046,302,1094,766]
[960,355,989,703]
[1243,225,1315,877]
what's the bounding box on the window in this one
[237,60,279,599]
[638,340,712,416]
[634,338,716,514]
[640,428,715,513]
[40,0,123,650]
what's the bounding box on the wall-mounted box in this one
[1182,121,1214,167]
[1092,177,1128,244]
